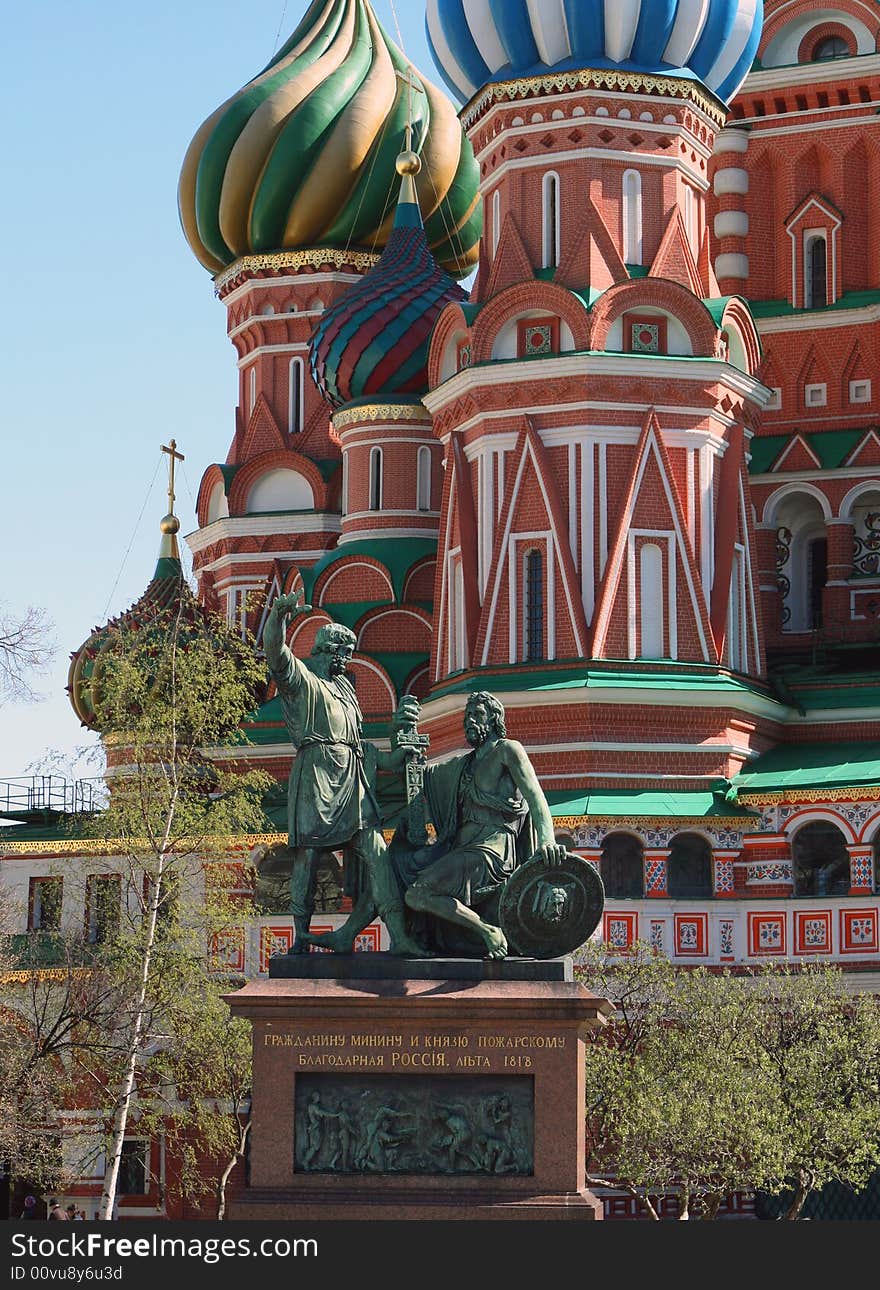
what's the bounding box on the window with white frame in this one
[369,447,383,512]
[622,169,643,265]
[804,233,828,309]
[492,189,501,257]
[523,549,544,662]
[416,445,432,512]
[639,543,664,657]
[29,877,62,931]
[728,545,746,672]
[288,357,304,434]
[341,452,349,517]
[805,382,827,407]
[850,379,872,404]
[542,172,560,269]
[249,365,257,414]
[452,561,467,672]
[766,387,782,411]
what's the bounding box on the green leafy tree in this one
[140,966,252,1219]
[78,602,269,1220]
[578,945,880,1220]
[748,964,880,1219]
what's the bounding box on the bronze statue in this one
[263,592,422,956]
[265,594,603,959]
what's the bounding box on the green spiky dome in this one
[179,0,482,277]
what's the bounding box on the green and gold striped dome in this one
[179,0,482,278]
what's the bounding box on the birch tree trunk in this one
[97,843,169,1220]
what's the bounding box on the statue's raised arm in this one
[263,591,312,694]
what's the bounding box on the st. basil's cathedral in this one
[4,0,880,1218]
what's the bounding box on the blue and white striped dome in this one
[426,1,763,106]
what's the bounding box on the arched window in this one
[417,446,432,512]
[683,183,697,254]
[805,235,827,309]
[792,822,850,896]
[249,365,257,415]
[774,494,828,632]
[453,562,467,672]
[341,452,349,517]
[639,544,664,658]
[667,834,713,899]
[523,549,544,662]
[728,547,745,672]
[601,833,645,899]
[288,357,304,434]
[622,169,643,265]
[807,535,827,628]
[542,173,560,269]
[369,447,383,512]
[492,189,501,257]
[813,36,849,62]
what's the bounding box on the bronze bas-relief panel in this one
[294,1075,534,1176]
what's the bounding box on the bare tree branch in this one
[0,603,55,704]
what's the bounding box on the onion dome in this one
[68,454,207,731]
[179,0,482,277]
[426,0,764,106]
[309,148,467,407]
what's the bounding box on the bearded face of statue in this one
[327,642,354,678]
[464,700,492,747]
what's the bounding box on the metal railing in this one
[0,775,103,820]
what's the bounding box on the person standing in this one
[47,1198,67,1220]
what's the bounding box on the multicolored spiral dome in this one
[310,159,467,408]
[179,0,482,277]
[426,0,764,106]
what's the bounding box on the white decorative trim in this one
[714,210,749,239]
[713,168,749,197]
[186,514,341,553]
[423,355,771,411]
[715,252,750,280]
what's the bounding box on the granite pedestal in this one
[227,955,612,1221]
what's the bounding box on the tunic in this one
[411,750,536,906]
[269,646,380,849]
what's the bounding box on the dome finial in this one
[159,440,184,559]
[395,69,423,204]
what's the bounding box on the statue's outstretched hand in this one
[536,842,568,868]
[272,591,312,621]
[393,694,422,728]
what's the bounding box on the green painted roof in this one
[749,428,866,474]
[546,790,757,820]
[750,287,880,318]
[431,661,777,704]
[735,741,880,793]
[303,537,437,604]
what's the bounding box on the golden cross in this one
[161,439,185,512]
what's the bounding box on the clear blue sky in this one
[0,1,438,782]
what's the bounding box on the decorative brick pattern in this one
[209,928,245,973]
[748,912,787,957]
[645,857,668,896]
[714,858,736,895]
[604,911,638,952]
[719,919,735,960]
[259,925,293,972]
[674,913,708,957]
[840,908,879,955]
[794,910,832,955]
